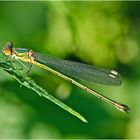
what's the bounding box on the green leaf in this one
[0,57,87,123]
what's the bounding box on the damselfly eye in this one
[3,42,13,56]
[5,42,13,49]
[3,47,12,56]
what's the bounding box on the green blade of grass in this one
[0,59,87,123]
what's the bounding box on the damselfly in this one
[2,42,130,113]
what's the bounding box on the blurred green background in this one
[0,1,140,139]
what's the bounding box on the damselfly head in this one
[3,42,13,56]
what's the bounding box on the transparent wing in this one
[35,52,121,86]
